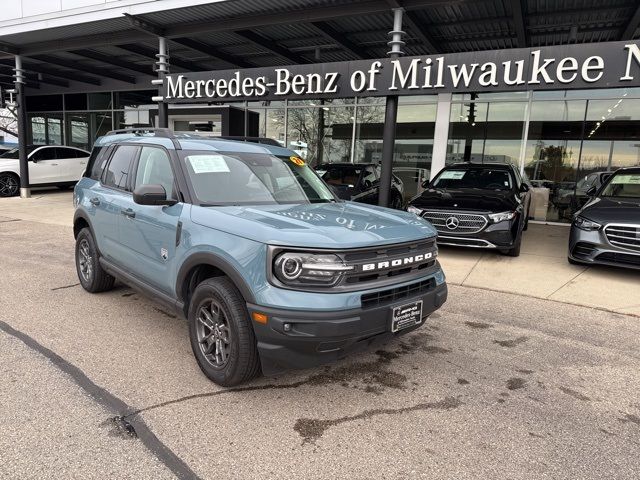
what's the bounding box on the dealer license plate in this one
[391,300,423,333]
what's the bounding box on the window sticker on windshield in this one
[439,170,466,180]
[289,156,306,166]
[188,155,230,173]
[611,174,640,184]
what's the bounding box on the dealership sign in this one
[164,41,640,103]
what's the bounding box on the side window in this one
[87,147,105,179]
[53,148,74,160]
[134,146,175,199]
[103,145,137,190]
[31,147,56,161]
[74,149,89,158]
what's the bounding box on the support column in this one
[430,92,452,180]
[155,37,169,128]
[15,55,30,198]
[378,8,404,208]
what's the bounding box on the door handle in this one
[51,163,59,166]
[89,197,100,206]
[121,208,136,219]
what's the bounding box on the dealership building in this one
[1,0,640,223]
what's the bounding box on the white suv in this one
[0,145,90,197]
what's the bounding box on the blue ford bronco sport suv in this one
[73,128,447,386]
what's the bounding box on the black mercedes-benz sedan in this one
[407,163,531,257]
[568,167,640,270]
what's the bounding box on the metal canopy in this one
[1,0,639,94]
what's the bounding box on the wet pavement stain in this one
[600,428,617,437]
[494,336,529,348]
[559,386,591,401]
[102,416,137,439]
[465,321,492,329]
[294,396,463,444]
[506,378,527,390]
[516,369,534,375]
[529,432,544,438]
[457,378,470,385]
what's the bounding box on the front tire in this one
[188,277,260,386]
[75,228,115,293]
[0,172,19,197]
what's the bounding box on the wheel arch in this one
[73,211,93,239]
[177,253,257,316]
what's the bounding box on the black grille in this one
[572,242,596,259]
[596,252,640,266]
[343,239,437,285]
[420,211,487,234]
[361,278,436,310]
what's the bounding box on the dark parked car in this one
[407,162,532,257]
[315,163,405,209]
[568,167,640,269]
[556,171,613,216]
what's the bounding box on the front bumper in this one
[568,225,640,270]
[247,281,448,375]
[436,220,518,249]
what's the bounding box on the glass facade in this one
[24,87,640,220]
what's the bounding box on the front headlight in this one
[573,215,601,231]
[407,205,423,216]
[273,251,353,287]
[488,211,517,223]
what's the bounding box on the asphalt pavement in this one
[1,215,639,479]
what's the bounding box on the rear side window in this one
[87,147,104,179]
[102,145,138,190]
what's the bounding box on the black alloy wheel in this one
[75,227,115,293]
[0,173,19,197]
[188,277,260,386]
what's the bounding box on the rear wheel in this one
[0,172,19,197]
[75,228,115,293]
[188,277,260,386]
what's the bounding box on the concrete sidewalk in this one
[1,189,638,316]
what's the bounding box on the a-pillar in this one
[378,8,404,208]
[15,55,30,198]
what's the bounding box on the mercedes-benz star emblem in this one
[445,216,460,229]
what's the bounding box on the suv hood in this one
[410,188,519,212]
[191,201,436,248]
[578,197,640,224]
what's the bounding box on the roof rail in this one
[104,127,181,149]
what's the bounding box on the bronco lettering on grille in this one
[361,252,433,272]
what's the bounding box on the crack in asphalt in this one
[0,320,201,480]
[51,283,80,291]
[126,333,444,418]
[294,396,463,444]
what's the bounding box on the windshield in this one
[600,173,640,198]
[182,151,336,205]
[432,168,513,191]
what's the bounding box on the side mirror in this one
[519,183,530,193]
[421,180,430,188]
[133,184,176,206]
[586,186,597,197]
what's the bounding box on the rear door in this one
[54,147,89,182]
[118,145,183,294]
[93,144,139,266]
[28,147,59,184]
